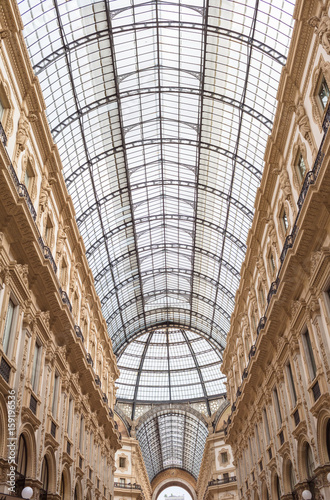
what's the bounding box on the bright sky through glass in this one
[19,0,294,403]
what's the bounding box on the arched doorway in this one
[152,478,197,500]
[16,434,27,495]
[40,456,49,500]
[326,419,330,461]
[155,485,193,500]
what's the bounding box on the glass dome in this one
[116,328,226,406]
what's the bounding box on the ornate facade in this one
[0,0,121,498]
[222,1,330,499]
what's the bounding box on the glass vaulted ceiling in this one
[19,0,295,374]
[116,328,226,404]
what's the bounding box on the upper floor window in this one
[263,408,271,444]
[286,362,297,407]
[44,216,53,248]
[296,153,306,183]
[23,160,35,195]
[119,457,126,468]
[52,373,60,418]
[79,415,85,452]
[59,259,68,286]
[221,451,228,464]
[281,209,289,232]
[269,251,276,275]
[318,76,330,110]
[303,329,317,381]
[2,298,16,357]
[259,285,265,309]
[0,98,4,121]
[273,387,282,428]
[119,478,125,487]
[31,340,42,394]
[67,397,73,437]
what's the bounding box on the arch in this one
[0,392,8,458]
[74,478,83,500]
[261,481,269,500]
[213,399,230,430]
[282,456,296,494]
[253,489,260,500]
[60,467,71,500]
[152,478,197,500]
[298,439,315,480]
[86,489,92,500]
[136,404,208,430]
[271,471,282,500]
[42,447,57,493]
[317,409,330,464]
[17,423,37,478]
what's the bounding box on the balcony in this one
[114,483,142,490]
[208,477,236,487]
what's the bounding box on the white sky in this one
[157,486,192,500]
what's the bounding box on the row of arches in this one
[11,433,92,500]
[251,423,330,500]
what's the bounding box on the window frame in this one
[2,295,19,358]
[52,372,60,419]
[31,339,42,394]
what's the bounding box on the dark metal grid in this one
[136,409,208,481]
[116,328,225,408]
[18,0,295,386]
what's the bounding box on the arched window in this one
[16,434,27,494]
[288,460,296,492]
[40,457,49,500]
[275,474,281,500]
[326,419,330,461]
[74,485,78,500]
[60,473,65,500]
[305,442,315,479]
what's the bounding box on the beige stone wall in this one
[197,406,238,500]
[0,0,121,498]
[114,430,152,500]
[222,0,330,499]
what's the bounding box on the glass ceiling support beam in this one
[85,215,247,259]
[33,18,286,77]
[51,86,272,138]
[113,310,226,355]
[77,180,254,227]
[105,288,231,324]
[155,0,169,318]
[166,329,171,401]
[190,0,208,330]
[94,244,240,284]
[181,330,211,416]
[51,0,128,343]
[209,0,260,340]
[131,332,153,420]
[65,140,262,187]
[101,267,235,302]
[104,0,147,332]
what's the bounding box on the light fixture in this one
[21,487,34,499]
[327,472,330,483]
[302,490,312,500]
